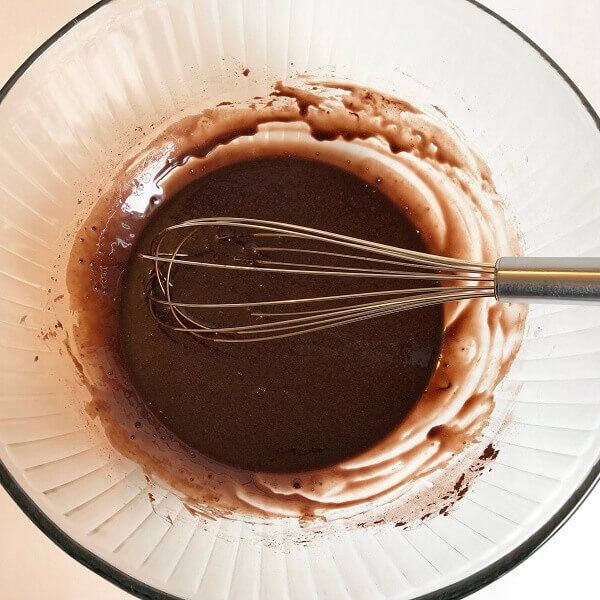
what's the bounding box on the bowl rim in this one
[0,1,598,599]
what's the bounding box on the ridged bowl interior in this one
[0,1,599,599]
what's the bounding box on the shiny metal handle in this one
[495,257,600,304]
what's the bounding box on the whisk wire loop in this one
[140,218,496,342]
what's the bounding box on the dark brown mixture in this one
[64,82,525,520]
[118,157,443,472]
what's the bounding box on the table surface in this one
[0,1,598,599]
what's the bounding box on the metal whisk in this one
[139,217,600,342]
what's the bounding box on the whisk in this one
[139,217,600,343]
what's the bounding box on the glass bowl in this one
[0,1,599,599]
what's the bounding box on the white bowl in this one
[0,1,599,599]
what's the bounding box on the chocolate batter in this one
[66,80,525,521]
[119,157,443,472]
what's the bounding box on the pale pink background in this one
[0,1,598,599]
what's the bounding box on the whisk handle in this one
[495,257,600,304]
